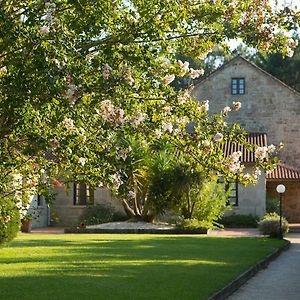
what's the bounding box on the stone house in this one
[32,55,300,227]
[192,56,300,222]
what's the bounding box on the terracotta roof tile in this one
[267,164,300,181]
[223,132,267,163]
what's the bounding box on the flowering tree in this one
[0,1,299,224]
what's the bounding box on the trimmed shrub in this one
[0,198,21,246]
[219,214,259,228]
[258,213,289,237]
[178,218,211,230]
[79,204,128,226]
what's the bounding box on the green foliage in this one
[178,218,211,231]
[258,213,289,238]
[187,178,231,228]
[0,1,296,230]
[266,194,280,214]
[219,214,259,228]
[79,204,128,226]
[0,198,21,246]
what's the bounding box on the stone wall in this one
[267,181,300,223]
[192,57,300,170]
[225,167,266,218]
[53,185,125,226]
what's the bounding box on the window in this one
[37,194,43,206]
[231,78,245,95]
[73,183,94,205]
[218,177,238,206]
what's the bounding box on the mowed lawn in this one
[0,233,286,300]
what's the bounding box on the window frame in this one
[231,78,245,95]
[73,182,94,206]
[218,177,239,207]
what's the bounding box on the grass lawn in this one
[0,233,286,300]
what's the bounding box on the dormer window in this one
[231,78,245,95]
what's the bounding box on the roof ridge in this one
[195,55,300,97]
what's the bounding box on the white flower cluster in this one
[232,101,242,110]
[286,38,299,58]
[63,118,76,133]
[162,121,173,133]
[112,173,122,190]
[177,60,204,79]
[198,100,209,113]
[100,100,125,125]
[65,84,77,101]
[190,68,204,79]
[40,2,56,35]
[255,144,276,160]
[130,111,146,126]
[78,157,86,166]
[117,147,132,161]
[103,64,112,80]
[177,60,190,76]
[213,132,223,142]
[223,106,231,115]
[162,74,175,86]
[0,66,7,77]
[228,151,244,173]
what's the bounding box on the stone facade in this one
[192,56,300,170]
[193,56,300,220]
[267,181,300,223]
[52,185,125,227]
[231,167,266,218]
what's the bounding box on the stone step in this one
[289,226,300,233]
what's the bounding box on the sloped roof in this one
[223,132,267,163]
[195,56,300,97]
[267,164,300,181]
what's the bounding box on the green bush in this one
[266,195,280,214]
[79,204,128,226]
[178,218,211,231]
[219,214,259,228]
[0,198,21,246]
[258,213,289,237]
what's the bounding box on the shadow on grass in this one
[0,235,284,300]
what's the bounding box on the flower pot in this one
[21,219,33,233]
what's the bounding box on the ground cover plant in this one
[0,234,286,300]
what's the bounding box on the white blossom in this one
[112,173,122,189]
[177,60,190,76]
[40,26,50,35]
[213,132,223,142]
[131,111,146,126]
[223,106,231,115]
[154,129,162,138]
[103,64,112,80]
[78,157,86,166]
[232,101,242,110]
[198,100,209,113]
[63,118,76,133]
[162,121,173,133]
[65,84,77,101]
[267,144,276,154]
[162,74,175,86]
[255,146,268,160]
[0,66,7,77]
[189,68,204,79]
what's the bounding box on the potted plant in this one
[21,214,33,233]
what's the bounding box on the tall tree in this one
[0,0,298,223]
